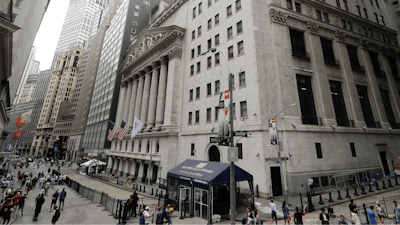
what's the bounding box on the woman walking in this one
[374,201,386,225]
[282,201,290,225]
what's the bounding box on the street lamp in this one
[202,47,236,225]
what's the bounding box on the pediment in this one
[120,25,185,74]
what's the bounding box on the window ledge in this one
[215,63,220,67]
[238,53,245,57]
[195,122,199,125]
[190,74,194,77]
[195,98,200,101]
[215,23,220,27]
[206,121,212,123]
[207,95,212,98]
[239,85,246,89]
[198,34,202,38]
[236,8,242,13]
[241,116,248,119]
[207,67,212,70]
[227,37,233,41]
[228,57,234,61]
[188,123,192,125]
[227,15,232,19]
[215,44,220,47]
[208,28,212,31]
[196,71,201,74]
[237,32,243,36]
[189,100,193,102]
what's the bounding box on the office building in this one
[18,73,39,104]
[109,0,400,203]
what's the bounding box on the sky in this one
[33,0,71,70]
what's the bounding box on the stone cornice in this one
[148,0,188,29]
[0,17,20,33]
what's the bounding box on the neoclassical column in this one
[122,79,133,122]
[140,67,152,126]
[134,72,145,121]
[155,57,168,126]
[123,159,129,178]
[130,160,136,177]
[107,157,113,174]
[128,77,139,125]
[118,158,124,175]
[115,82,128,127]
[147,62,160,127]
[112,158,119,174]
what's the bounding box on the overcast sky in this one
[33,0,70,70]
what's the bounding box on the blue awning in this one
[167,159,253,186]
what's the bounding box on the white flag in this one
[131,117,143,139]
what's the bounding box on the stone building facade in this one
[108,0,400,197]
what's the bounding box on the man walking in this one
[49,189,59,212]
[308,177,314,195]
[15,193,26,216]
[394,201,400,225]
[269,200,277,225]
[142,206,154,225]
[319,208,329,224]
[349,199,361,225]
[131,191,139,217]
[59,188,67,211]
[33,193,45,221]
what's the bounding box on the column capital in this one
[122,81,129,88]
[139,70,146,77]
[159,56,168,65]
[150,61,159,68]
[144,66,152,73]
[334,30,346,42]
[378,45,387,55]
[306,21,319,34]
[359,38,369,49]
[167,47,183,59]
[269,8,287,25]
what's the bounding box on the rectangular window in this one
[290,29,308,59]
[356,5,361,16]
[380,16,385,26]
[368,29,373,38]
[320,38,337,65]
[215,52,220,65]
[347,45,363,71]
[388,57,399,80]
[208,39,212,49]
[232,103,236,118]
[357,85,376,127]
[316,10,322,20]
[208,19,212,30]
[215,107,219,121]
[198,26,202,36]
[207,83,212,96]
[375,13,379,23]
[207,57,212,68]
[370,0,374,5]
[363,27,367,36]
[191,143,195,155]
[240,101,247,117]
[207,108,211,122]
[193,7,196,18]
[195,111,199,123]
[237,21,243,34]
[236,0,241,11]
[227,27,233,39]
[343,0,349,11]
[215,14,219,25]
[228,46,234,59]
[348,22,353,31]
[198,2,202,14]
[208,0,212,7]
[295,2,301,13]
[188,112,192,124]
[238,41,244,55]
[375,0,380,8]
[215,34,220,45]
[190,65,194,75]
[227,5,232,17]
[330,80,350,127]
[287,0,293,10]
[197,62,201,73]
[215,80,220,94]
[316,143,323,159]
[323,12,329,22]
[341,19,347,29]
[134,11,139,16]
[189,89,193,101]
[336,0,341,8]
[196,87,200,99]
[296,75,318,125]
[369,51,384,77]
[239,72,246,87]
[363,8,368,19]
[237,143,243,159]
[380,89,398,129]
[191,49,195,59]
[197,45,201,56]
[192,30,195,40]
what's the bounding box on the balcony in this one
[292,50,310,60]
[351,64,365,72]
[324,59,340,67]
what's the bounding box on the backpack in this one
[139,213,145,224]
[54,209,60,220]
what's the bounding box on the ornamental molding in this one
[306,21,319,34]
[378,45,387,55]
[359,39,369,49]
[269,9,287,25]
[335,30,346,42]
[149,0,188,29]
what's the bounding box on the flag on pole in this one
[12,129,23,139]
[118,120,130,140]
[107,122,118,141]
[131,117,143,139]
[20,109,32,123]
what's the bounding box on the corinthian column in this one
[115,82,128,127]
[122,81,132,122]
[140,67,152,126]
[147,62,160,127]
[128,77,139,125]
[155,58,168,126]
[134,72,145,121]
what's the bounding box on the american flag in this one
[107,122,118,141]
[118,120,131,140]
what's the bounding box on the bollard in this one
[368,183,374,192]
[300,193,303,208]
[151,188,154,195]
[307,192,314,212]
[353,187,359,196]
[319,194,324,205]
[382,180,387,189]
[139,185,142,192]
[388,179,393,188]
[395,177,400,186]
[375,181,381,191]
[160,191,163,198]
[328,192,334,202]
[346,189,351,198]
[143,186,146,193]
[337,190,343,200]
[155,189,159,197]
[256,185,260,198]
[361,185,367,194]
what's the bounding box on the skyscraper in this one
[18,73,39,104]
[15,46,40,104]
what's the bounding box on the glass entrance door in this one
[179,185,191,217]
[194,188,208,220]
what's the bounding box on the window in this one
[385,35,390,44]
[363,8,368,19]
[343,0,349,11]
[214,53,220,66]
[336,0,341,8]
[348,22,353,31]
[388,57,399,80]
[215,107,219,121]
[215,34,220,45]
[192,30,195,40]
[227,27,233,39]
[208,0,212,7]
[191,144,195,155]
[191,49,195,59]
[323,12,329,22]
[296,75,318,125]
[240,101,247,117]
[188,112,193,124]
[363,27,367,36]
[341,19,347,29]
[239,72,246,87]
[320,38,337,65]
[370,0,374,5]
[14,0,23,7]
[330,80,350,127]
[198,2,202,14]
[207,83,212,96]
[197,62,201,73]
[237,21,243,34]
[380,16,385,26]
[375,0,379,8]
[189,89,193,101]
[215,14,219,25]
[357,85,376,127]
[287,0,293,10]
[207,57,212,68]
[369,52,384,77]
[232,75,235,88]
[193,7,196,19]
[196,87,200,99]
[135,4,140,9]
[236,0,241,11]
[228,46,234,59]
[375,13,379,23]
[208,39,212,49]
[134,11,139,16]
[356,5,361,16]
[132,21,137,26]
[197,45,201,56]
[232,103,236,118]
[316,10,322,20]
[347,46,363,71]
[368,29,373,38]
[295,2,301,13]
[198,26,202,36]
[207,108,212,122]
[215,80,220,94]
[227,5,232,17]
[316,143,323,159]
[195,111,200,123]
[380,89,398,129]
[208,19,212,30]
[238,41,244,55]
[290,29,308,59]
[237,143,243,159]
[190,65,194,75]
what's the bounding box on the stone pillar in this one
[111,141,116,151]
[123,159,129,178]
[128,79,139,125]
[134,73,145,121]
[130,160,136,177]
[112,158,119,175]
[118,158,124,176]
[127,140,133,152]
[147,64,160,127]
[107,157,113,174]
[335,32,366,127]
[140,67,152,126]
[123,82,132,122]
[138,162,144,182]
[358,40,390,128]
[304,26,336,126]
[155,58,168,126]
[115,83,128,128]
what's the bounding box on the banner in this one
[131,117,143,139]
[20,109,32,123]
[16,117,28,126]
[13,129,23,139]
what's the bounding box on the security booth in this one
[167,159,254,224]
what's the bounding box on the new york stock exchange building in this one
[107,0,400,200]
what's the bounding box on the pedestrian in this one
[165,204,174,225]
[246,207,255,224]
[51,206,60,225]
[374,200,386,225]
[349,199,361,225]
[15,193,26,216]
[282,201,290,225]
[308,177,314,195]
[141,206,154,225]
[2,203,13,225]
[254,210,262,225]
[393,201,400,225]
[156,207,163,225]
[59,188,66,211]
[48,168,51,174]
[132,191,139,217]
[269,199,277,225]
[294,207,305,225]
[338,215,348,224]
[368,206,378,225]
[319,208,329,224]
[49,189,59,212]
[33,193,45,221]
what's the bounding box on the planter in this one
[109,179,117,184]
[125,183,133,189]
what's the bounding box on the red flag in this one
[13,129,23,139]
[16,117,28,126]
[224,90,230,99]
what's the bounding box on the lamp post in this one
[202,47,236,224]
[270,102,297,202]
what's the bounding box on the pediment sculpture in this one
[127,32,168,64]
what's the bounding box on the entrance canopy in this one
[168,159,253,186]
